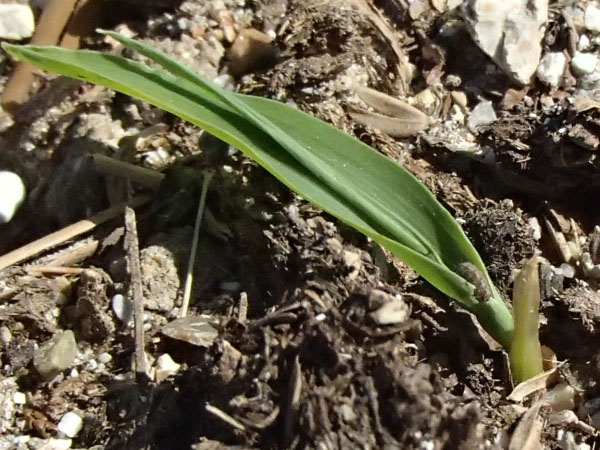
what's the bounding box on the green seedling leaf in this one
[2,33,514,348]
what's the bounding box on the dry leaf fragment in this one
[351,86,432,137]
[508,365,562,402]
[349,110,431,138]
[161,316,218,347]
[355,86,429,118]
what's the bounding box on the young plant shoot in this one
[509,256,544,384]
[2,32,543,380]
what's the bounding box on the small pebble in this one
[155,353,181,383]
[0,326,12,344]
[579,34,591,51]
[0,4,34,40]
[467,100,497,132]
[0,171,26,224]
[585,4,600,33]
[213,73,235,90]
[536,52,567,87]
[370,298,410,326]
[33,330,78,379]
[229,28,277,77]
[97,352,112,364]
[559,263,576,279]
[112,294,133,325]
[571,52,598,76]
[57,412,83,438]
[12,392,26,405]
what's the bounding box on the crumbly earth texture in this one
[0,0,600,449]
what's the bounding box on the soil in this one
[0,0,600,449]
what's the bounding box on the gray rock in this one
[537,52,567,87]
[33,331,78,379]
[0,4,34,40]
[467,100,497,132]
[161,316,218,347]
[461,0,548,85]
[140,245,180,312]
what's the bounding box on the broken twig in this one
[124,206,147,379]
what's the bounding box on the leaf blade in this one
[2,41,513,347]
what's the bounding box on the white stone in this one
[585,4,600,33]
[461,0,548,85]
[12,392,25,405]
[579,34,591,51]
[112,294,133,325]
[155,353,180,383]
[0,171,26,224]
[467,100,497,132]
[57,412,83,438]
[571,52,598,76]
[369,299,410,325]
[536,52,567,87]
[97,352,112,364]
[0,5,34,40]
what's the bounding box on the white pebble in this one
[155,353,181,383]
[315,313,327,322]
[0,4,34,40]
[57,411,83,438]
[97,352,112,364]
[579,34,591,51]
[112,294,133,324]
[12,392,26,405]
[213,74,235,90]
[0,326,12,344]
[467,100,497,132]
[536,52,567,87]
[585,4,600,33]
[0,171,26,224]
[571,52,598,76]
